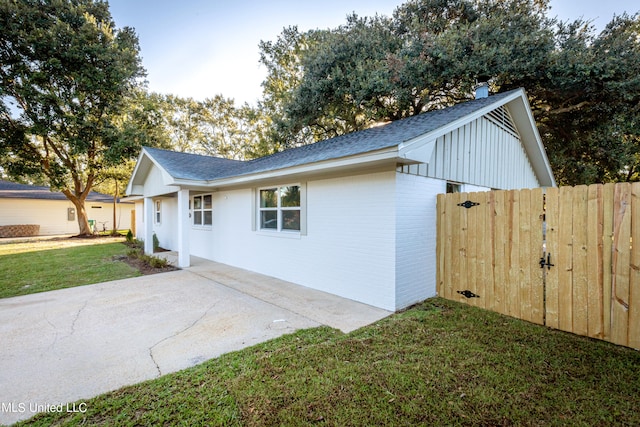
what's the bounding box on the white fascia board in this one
[507,93,556,187]
[398,134,437,163]
[120,195,144,202]
[169,179,218,191]
[125,149,148,195]
[192,147,401,188]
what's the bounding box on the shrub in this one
[152,233,160,252]
[127,248,143,259]
[126,229,134,243]
[147,255,169,269]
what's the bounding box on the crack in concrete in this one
[148,300,218,376]
[69,300,89,336]
[42,313,60,352]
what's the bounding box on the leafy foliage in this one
[0,0,144,234]
[4,0,636,191]
[257,0,640,185]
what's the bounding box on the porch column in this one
[177,189,191,268]
[143,197,154,255]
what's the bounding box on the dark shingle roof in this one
[0,180,118,202]
[143,148,244,181]
[145,89,520,182]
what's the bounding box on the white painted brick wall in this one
[395,173,445,309]
[201,171,398,311]
[149,197,177,251]
[138,164,447,312]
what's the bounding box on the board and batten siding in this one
[398,109,540,190]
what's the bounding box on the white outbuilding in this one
[0,180,133,237]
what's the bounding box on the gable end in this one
[398,110,539,190]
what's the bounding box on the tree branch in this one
[547,101,592,115]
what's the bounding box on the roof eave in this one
[506,91,556,187]
[194,147,402,189]
[126,147,180,196]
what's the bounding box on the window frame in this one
[154,200,161,224]
[446,182,462,194]
[191,194,213,228]
[257,184,303,234]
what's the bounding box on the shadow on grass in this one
[0,242,141,299]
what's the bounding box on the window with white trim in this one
[259,185,301,232]
[154,200,161,224]
[192,194,213,226]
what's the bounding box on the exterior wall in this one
[0,198,133,235]
[134,202,143,240]
[398,112,539,190]
[394,173,445,309]
[189,171,399,310]
[149,197,178,251]
[140,165,179,197]
[134,197,178,250]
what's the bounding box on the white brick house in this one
[125,88,555,311]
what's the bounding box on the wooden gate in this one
[436,183,640,350]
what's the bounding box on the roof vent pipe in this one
[475,82,489,99]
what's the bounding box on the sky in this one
[107,0,640,106]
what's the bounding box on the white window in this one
[192,194,212,226]
[154,200,161,224]
[259,185,301,232]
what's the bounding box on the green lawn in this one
[0,239,141,299]
[17,298,640,426]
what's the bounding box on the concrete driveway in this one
[0,257,390,425]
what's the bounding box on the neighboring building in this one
[0,180,133,236]
[125,88,555,311]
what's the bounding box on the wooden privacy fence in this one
[436,183,640,350]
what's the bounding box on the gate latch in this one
[539,253,554,270]
[457,200,480,209]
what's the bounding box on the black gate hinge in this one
[457,290,480,299]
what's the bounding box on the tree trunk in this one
[74,199,93,236]
[111,179,118,235]
[62,189,93,236]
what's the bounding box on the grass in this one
[0,238,141,299]
[16,298,640,426]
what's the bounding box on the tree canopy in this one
[2,0,637,200]
[257,0,640,185]
[0,0,144,234]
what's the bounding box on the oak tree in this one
[0,0,144,234]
